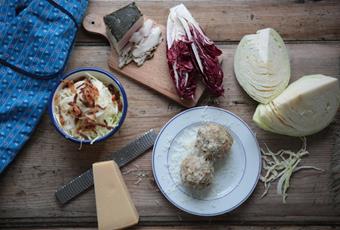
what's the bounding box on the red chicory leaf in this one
[166,4,224,100]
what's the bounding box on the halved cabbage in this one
[234,28,290,104]
[253,74,340,136]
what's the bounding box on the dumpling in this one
[180,154,214,188]
[195,123,233,161]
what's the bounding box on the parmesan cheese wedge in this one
[93,161,139,230]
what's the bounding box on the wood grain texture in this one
[77,0,340,44]
[0,43,340,227]
[8,226,339,230]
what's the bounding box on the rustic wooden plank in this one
[8,226,338,230]
[77,0,340,44]
[0,42,340,227]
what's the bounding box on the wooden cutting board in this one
[82,14,205,107]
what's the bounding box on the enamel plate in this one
[152,106,261,216]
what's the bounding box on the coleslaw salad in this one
[49,67,128,144]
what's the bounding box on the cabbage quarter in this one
[234,28,290,104]
[253,74,340,137]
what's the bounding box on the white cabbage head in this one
[253,74,340,136]
[234,28,290,104]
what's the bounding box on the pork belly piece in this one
[104,2,144,54]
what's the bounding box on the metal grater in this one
[55,129,158,204]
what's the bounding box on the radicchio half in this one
[166,4,224,100]
[167,37,198,99]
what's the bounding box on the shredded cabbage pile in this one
[55,73,122,142]
[260,138,323,203]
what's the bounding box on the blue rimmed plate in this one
[152,106,261,216]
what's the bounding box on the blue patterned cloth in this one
[0,0,88,173]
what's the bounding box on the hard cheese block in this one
[93,161,139,230]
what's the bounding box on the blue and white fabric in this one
[0,0,88,173]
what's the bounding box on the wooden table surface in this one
[1,0,340,229]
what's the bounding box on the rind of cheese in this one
[93,161,139,230]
